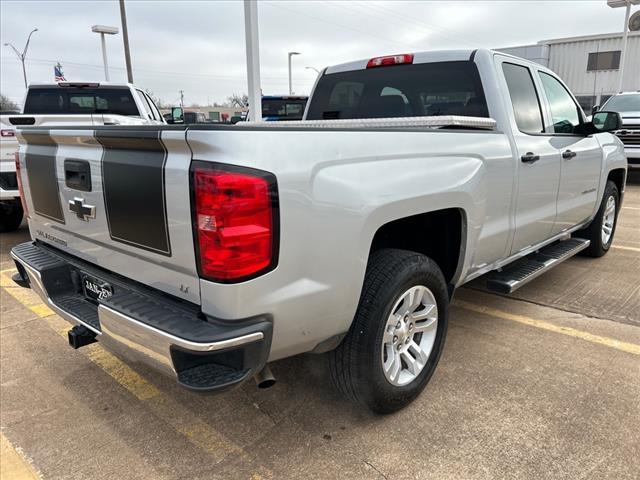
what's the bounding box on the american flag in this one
[54,62,66,82]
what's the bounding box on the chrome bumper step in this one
[486,238,590,294]
[11,241,271,393]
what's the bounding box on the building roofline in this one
[539,31,640,45]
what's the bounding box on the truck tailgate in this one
[17,126,200,305]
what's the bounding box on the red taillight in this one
[15,152,28,217]
[366,54,414,68]
[1,129,15,137]
[192,163,277,282]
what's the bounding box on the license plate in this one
[82,274,113,302]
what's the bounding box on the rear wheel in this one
[576,180,619,257]
[0,201,23,233]
[329,249,449,414]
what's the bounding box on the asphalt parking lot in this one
[1,173,639,480]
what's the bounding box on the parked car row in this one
[9,48,627,413]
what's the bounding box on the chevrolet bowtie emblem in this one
[69,197,96,221]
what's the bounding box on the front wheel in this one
[576,180,619,257]
[329,249,449,414]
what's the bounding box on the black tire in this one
[575,180,619,257]
[0,202,23,233]
[329,248,449,414]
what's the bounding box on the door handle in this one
[562,149,577,159]
[520,152,540,163]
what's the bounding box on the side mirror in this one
[171,106,184,123]
[591,105,600,115]
[591,111,622,133]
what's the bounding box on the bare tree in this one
[226,93,249,108]
[0,94,20,112]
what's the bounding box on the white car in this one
[9,82,166,127]
[595,92,640,169]
[0,116,22,232]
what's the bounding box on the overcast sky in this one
[0,0,635,107]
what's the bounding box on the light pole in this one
[288,51,300,95]
[4,28,38,89]
[92,25,119,81]
[244,0,262,122]
[305,66,320,74]
[119,0,134,83]
[607,0,640,92]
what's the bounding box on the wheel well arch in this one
[607,168,626,196]
[368,208,465,286]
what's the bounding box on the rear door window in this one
[24,88,139,116]
[501,63,544,134]
[306,61,489,120]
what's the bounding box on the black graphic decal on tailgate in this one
[96,130,171,256]
[22,132,65,223]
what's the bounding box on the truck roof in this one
[262,95,308,100]
[325,49,478,74]
[324,48,546,75]
[27,82,136,89]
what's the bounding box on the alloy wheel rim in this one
[601,195,616,246]
[381,285,438,386]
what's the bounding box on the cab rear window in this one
[306,61,488,120]
[262,99,308,120]
[24,88,139,116]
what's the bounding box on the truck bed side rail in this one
[238,115,497,131]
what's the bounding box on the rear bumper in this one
[11,241,272,393]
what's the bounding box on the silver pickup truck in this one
[11,49,626,413]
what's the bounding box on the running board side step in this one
[486,238,590,294]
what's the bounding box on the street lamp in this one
[305,66,320,74]
[4,28,38,89]
[607,0,640,92]
[288,51,300,95]
[92,25,119,81]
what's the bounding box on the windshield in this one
[24,88,139,116]
[262,98,308,120]
[602,94,640,113]
[306,61,488,120]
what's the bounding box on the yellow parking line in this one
[0,433,41,480]
[454,300,640,356]
[0,269,18,288]
[1,282,55,319]
[611,244,640,253]
[621,206,640,211]
[85,345,162,401]
[0,274,272,477]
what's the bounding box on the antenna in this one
[630,10,640,31]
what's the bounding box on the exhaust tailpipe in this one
[254,364,276,389]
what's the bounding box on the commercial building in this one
[498,31,640,112]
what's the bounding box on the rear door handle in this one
[562,149,577,159]
[520,152,540,163]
